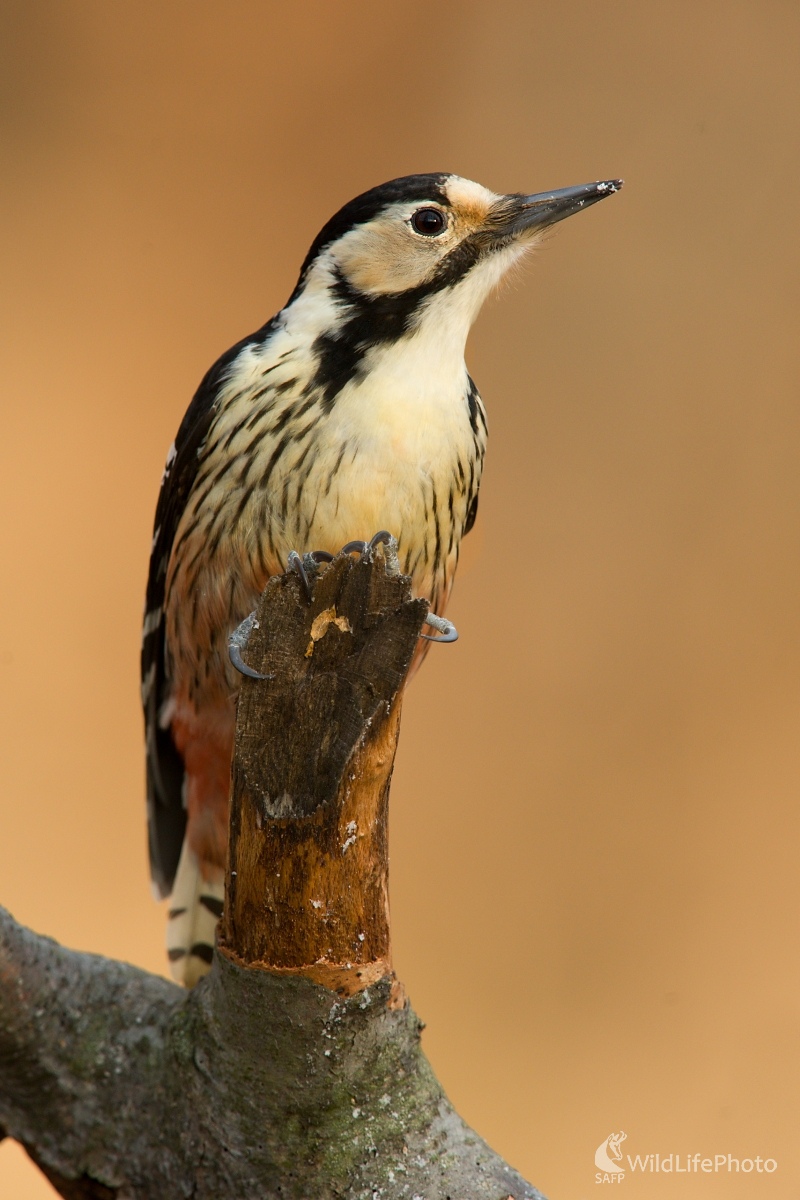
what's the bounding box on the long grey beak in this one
[506,179,623,235]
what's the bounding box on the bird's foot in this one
[287,531,402,604]
[228,611,274,680]
[366,530,401,575]
[339,530,400,574]
[287,535,457,643]
[421,612,459,643]
[287,550,314,601]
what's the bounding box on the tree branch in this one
[0,546,544,1199]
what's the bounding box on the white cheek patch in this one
[333,213,444,295]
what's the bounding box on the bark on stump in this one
[0,547,545,1200]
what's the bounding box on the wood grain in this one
[219,548,428,992]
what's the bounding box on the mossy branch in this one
[0,548,544,1199]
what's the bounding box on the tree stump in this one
[221,546,426,995]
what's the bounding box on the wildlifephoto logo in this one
[595,1132,627,1181]
[594,1132,777,1184]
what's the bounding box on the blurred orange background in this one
[1,3,799,1197]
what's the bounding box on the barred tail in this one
[166,839,224,987]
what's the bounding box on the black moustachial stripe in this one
[311,231,486,411]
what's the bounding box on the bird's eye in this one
[411,207,447,237]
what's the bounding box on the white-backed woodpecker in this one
[141,171,622,984]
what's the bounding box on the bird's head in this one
[289,173,622,348]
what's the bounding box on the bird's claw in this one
[288,537,454,644]
[340,539,370,556]
[287,550,313,601]
[289,532,401,604]
[367,530,401,575]
[340,531,401,576]
[273,540,456,650]
[340,530,397,560]
[421,612,458,643]
[228,611,274,680]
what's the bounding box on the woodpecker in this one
[142,172,621,985]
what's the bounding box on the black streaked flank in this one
[245,404,269,432]
[466,376,481,438]
[231,480,258,530]
[430,484,442,579]
[222,408,256,450]
[292,436,315,478]
[257,432,294,502]
[260,351,291,377]
[273,377,299,397]
[272,398,303,436]
[237,425,272,483]
[447,487,457,553]
[204,522,226,563]
[280,475,291,521]
[465,491,479,535]
[323,442,348,497]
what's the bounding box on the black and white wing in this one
[140,327,273,897]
